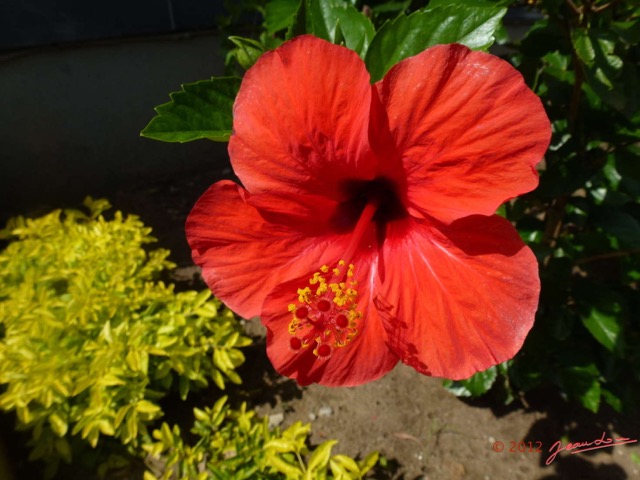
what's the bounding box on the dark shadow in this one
[454,387,526,418]
[537,455,627,480]
[515,388,637,479]
[367,456,404,480]
[231,335,304,408]
[441,214,529,257]
[112,163,238,267]
[0,410,40,480]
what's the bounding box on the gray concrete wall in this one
[1,32,231,219]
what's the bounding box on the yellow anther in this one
[316,282,328,295]
[297,287,312,303]
[320,265,329,273]
[310,272,323,285]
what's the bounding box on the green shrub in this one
[0,198,251,471]
[143,396,379,480]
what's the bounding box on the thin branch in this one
[542,195,569,249]
[592,0,622,13]
[576,249,640,265]
[565,0,583,15]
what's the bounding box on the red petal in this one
[377,215,539,380]
[229,35,379,200]
[376,44,551,223]
[261,257,398,386]
[245,190,340,235]
[186,180,350,319]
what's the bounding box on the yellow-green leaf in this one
[49,413,68,437]
[307,440,337,473]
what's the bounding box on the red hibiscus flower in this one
[186,35,551,387]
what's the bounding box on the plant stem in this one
[542,195,569,248]
[565,0,582,15]
[576,249,640,265]
[542,9,586,250]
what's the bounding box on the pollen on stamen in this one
[287,260,362,359]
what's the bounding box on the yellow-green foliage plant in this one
[143,396,379,480]
[0,198,251,474]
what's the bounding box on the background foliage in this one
[444,0,640,414]
[143,0,640,415]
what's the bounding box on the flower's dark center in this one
[332,177,406,234]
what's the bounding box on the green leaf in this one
[143,471,158,480]
[611,20,640,45]
[593,207,640,248]
[307,440,337,473]
[369,0,411,15]
[358,451,379,474]
[329,459,349,478]
[265,439,296,454]
[114,405,131,428]
[266,453,303,478]
[211,369,226,390]
[140,77,241,143]
[136,400,161,415]
[582,307,622,353]
[572,29,623,74]
[580,291,625,354]
[602,389,623,413]
[286,0,375,58]
[287,0,306,39]
[571,28,633,115]
[264,0,300,34]
[228,36,265,70]
[49,413,68,437]
[559,364,601,413]
[581,380,603,414]
[365,3,506,82]
[54,438,72,463]
[330,454,359,474]
[193,289,212,309]
[442,366,498,397]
